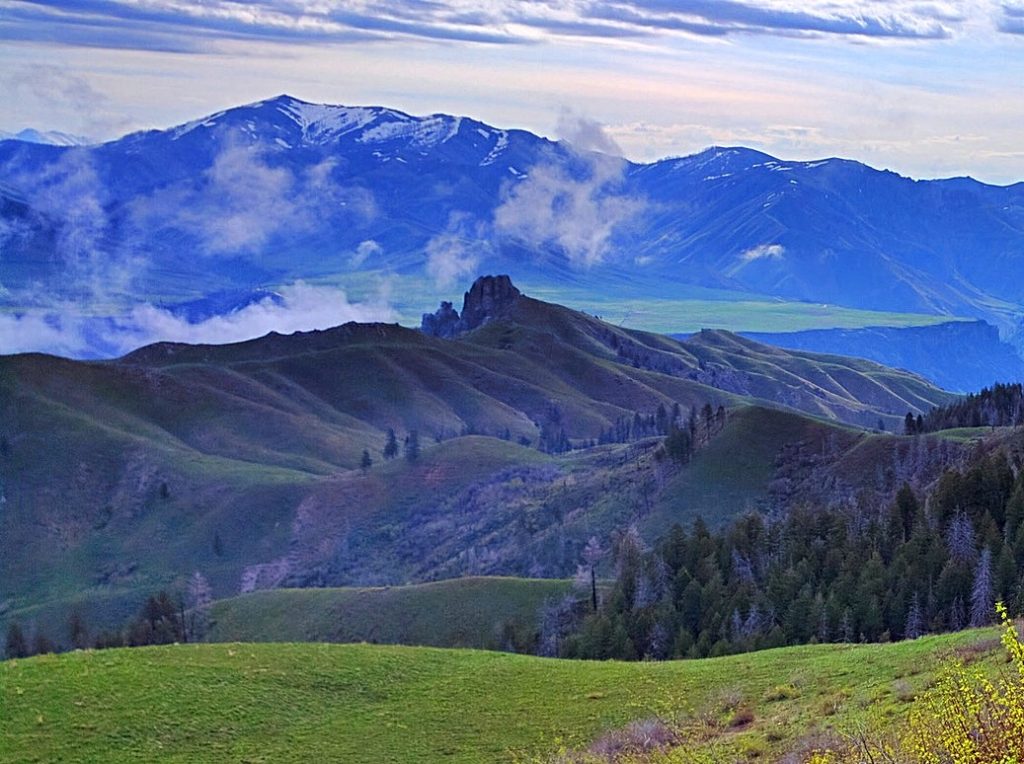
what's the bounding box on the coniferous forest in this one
[551,450,1024,661]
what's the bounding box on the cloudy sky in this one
[1,0,1023,183]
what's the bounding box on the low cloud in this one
[494,115,646,268]
[425,212,483,288]
[129,141,376,256]
[0,282,394,359]
[0,132,383,358]
[2,148,139,303]
[739,243,786,261]
[556,110,625,156]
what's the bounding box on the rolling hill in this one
[0,277,959,637]
[205,577,574,650]
[0,630,1004,763]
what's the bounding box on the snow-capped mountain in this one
[0,128,92,146]
[2,94,1024,356]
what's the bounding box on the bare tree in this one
[187,571,213,641]
[970,548,995,628]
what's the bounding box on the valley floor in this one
[0,629,1000,763]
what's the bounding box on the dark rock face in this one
[420,301,461,338]
[459,275,521,331]
[421,275,521,337]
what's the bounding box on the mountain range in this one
[2,94,1024,374]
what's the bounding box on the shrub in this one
[901,602,1024,763]
[804,603,1024,763]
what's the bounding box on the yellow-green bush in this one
[807,603,1024,764]
[901,602,1024,763]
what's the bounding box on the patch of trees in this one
[594,403,725,455]
[913,382,1024,434]
[4,578,215,660]
[553,451,1024,661]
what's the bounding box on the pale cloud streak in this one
[0,282,395,359]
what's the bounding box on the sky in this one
[1,1,1024,183]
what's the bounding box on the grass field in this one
[0,629,1001,763]
[207,577,573,649]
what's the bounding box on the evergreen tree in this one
[382,428,399,460]
[32,631,55,655]
[360,449,373,474]
[68,610,89,650]
[5,622,28,659]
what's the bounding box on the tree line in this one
[544,449,1024,661]
[4,572,212,660]
[908,382,1024,434]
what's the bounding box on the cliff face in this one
[421,275,521,337]
[740,320,1024,393]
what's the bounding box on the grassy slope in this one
[0,630,999,763]
[649,406,860,529]
[0,291,957,634]
[206,577,573,649]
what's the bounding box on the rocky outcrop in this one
[421,275,522,337]
[420,301,461,338]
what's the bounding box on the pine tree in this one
[5,622,28,659]
[582,537,603,612]
[382,428,399,460]
[68,610,89,650]
[360,449,373,474]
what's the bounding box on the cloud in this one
[739,243,786,261]
[556,110,625,156]
[0,282,395,359]
[425,212,482,288]
[603,0,956,39]
[0,0,981,55]
[0,65,131,138]
[128,140,376,256]
[0,134,382,357]
[1,148,142,303]
[494,117,646,268]
[999,2,1024,32]
[0,0,525,53]
[350,239,382,267]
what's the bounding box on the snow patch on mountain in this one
[358,114,462,148]
[275,98,382,143]
[481,131,509,166]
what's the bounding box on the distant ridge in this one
[2,93,1024,360]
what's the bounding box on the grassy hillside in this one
[206,577,573,649]
[0,630,1001,763]
[0,282,958,636]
